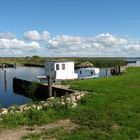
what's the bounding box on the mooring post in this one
[15,63,16,69]
[4,69,7,92]
[106,68,108,77]
[118,65,121,75]
[47,75,52,97]
[116,65,121,75]
[4,69,6,82]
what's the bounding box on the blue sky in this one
[0,0,140,57]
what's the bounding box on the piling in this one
[118,65,121,74]
[47,75,52,97]
[106,68,108,77]
[4,69,6,82]
[4,69,7,92]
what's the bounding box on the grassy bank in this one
[67,67,140,139]
[0,67,140,139]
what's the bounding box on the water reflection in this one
[4,79,7,93]
[0,66,44,108]
[3,69,7,93]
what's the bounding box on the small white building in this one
[44,61,78,80]
[77,67,100,79]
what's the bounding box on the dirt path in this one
[0,119,78,140]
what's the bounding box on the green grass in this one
[0,107,69,129]
[67,67,140,139]
[0,67,140,140]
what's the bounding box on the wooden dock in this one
[13,78,74,99]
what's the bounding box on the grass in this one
[0,107,69,129]
[0,67,140,139]
[67,67,140,139]
[21,128,68,140]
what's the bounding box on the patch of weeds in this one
[1,112,28,128]
[28,82,39,97]
[21,133,41,140]
[21,128,66,140]
[8,105,19,112]
[61,80,69,85]
[1,106,70,129]
[30,127,111,140]
[59,129,111,140]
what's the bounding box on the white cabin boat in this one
[36,61,100,83]
[77,67,100,79]
[44,61,78,81]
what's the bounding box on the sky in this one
[0,0,140,57]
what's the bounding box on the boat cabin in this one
[77,67,100,78]
[44,61,78,80]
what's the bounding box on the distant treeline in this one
[74,58,126,68]
[0,56,126,68]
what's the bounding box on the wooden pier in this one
[13,78,74,99]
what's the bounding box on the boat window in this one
[56,64,59,70]
[91,70,95,75]
[80,70,82,74]
[62,64,65,70]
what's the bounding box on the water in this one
[0,66,44,108]
[0,67,110,108]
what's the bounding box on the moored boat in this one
[77,67,100,79]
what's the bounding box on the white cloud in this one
[24,30,50,41]
[0,37,41,56]
[42,31,50,41]
[24,30,41,41]
[24,41,41,52]
[46,33,140,57]
[0,31,140,57]
[0,32,16,39]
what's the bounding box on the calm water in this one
[0,67,110,108]
[0,66,44,108]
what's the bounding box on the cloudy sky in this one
[0,0,140,57]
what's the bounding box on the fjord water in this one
[0,66,44,108]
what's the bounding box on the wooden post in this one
[118,65,121,75]
[4,69,7,92]
[115,66,118,75]
[15,63,16,69]
[106,68,108,77]
[4,69,6,82]
[116,65,121,75]
[47,75,52,97]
